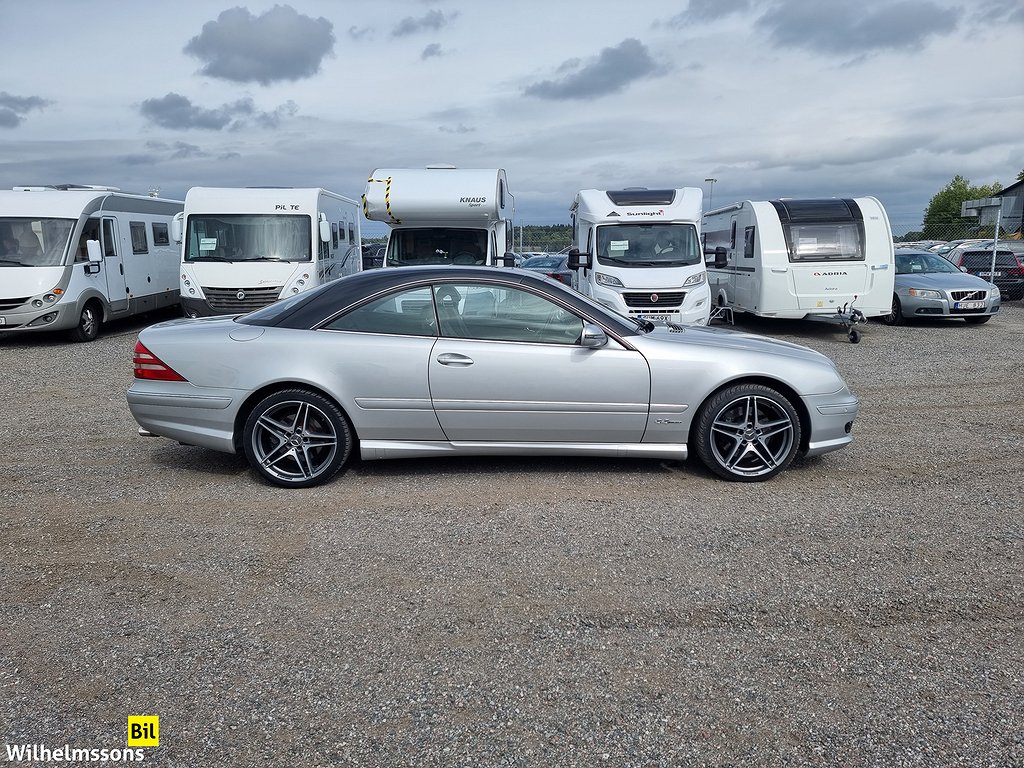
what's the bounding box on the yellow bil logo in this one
[127,716,159,747]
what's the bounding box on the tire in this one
[963,316,991,325]
[849,328,862,344]
[693,383,802,482]
[68,301,102,342]
[882,294,902,326]
[242,389,352,488]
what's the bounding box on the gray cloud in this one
[348,25,373,40]
[392,10,456,37]
[145,140,207,160]
[184,5,334,85]
[138,93,297,131]
[0,91,51,129]
[667,0,754,27]
[524,39,665,101]
[974,0,1024,24]
[421,43,443,60]
[756,0,961,55]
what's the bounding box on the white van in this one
[0,184,183,341]
[703,198,895,332]
[567,188,711,325]
[176,187,362,317]
[362,165,516,267]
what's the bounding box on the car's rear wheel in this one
[694,383,802,482]
[242,389,351,488]
[963,315,991,324]
[882,294,902,326]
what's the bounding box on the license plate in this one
[954,301,985,310]
[979,271,1002,277]
[637,314,671,321]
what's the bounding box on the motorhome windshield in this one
[595,223,701,267]
[386,228,487,266]
[783,222,864,263]
[184,214,312,263]
[0,217,75,267]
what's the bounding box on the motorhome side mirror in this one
[579,323,607,348]
[567,248,591,270]
[319,220,332,243]
[85,240,102,273]
[499,252,517,267]
[714,246,728,269]
[170,212,183,243]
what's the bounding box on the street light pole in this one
[704,178,717,209]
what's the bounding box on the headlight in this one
[683,272,706,287]
[595,272,623,288]
[908,288,941,299]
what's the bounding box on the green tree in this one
[1017,169,1024,182]
[922,175,1003,240]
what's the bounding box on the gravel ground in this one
[1,303,1021,767]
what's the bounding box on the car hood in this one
[895,272,993,290]
[641,323,832,363]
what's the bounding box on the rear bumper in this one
[127,380,242,453]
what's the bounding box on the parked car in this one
[519,254,572,283]
[942,246,1024,300]
[884,249,1000,325]
[361,243,385,270]
[128,266,858,488]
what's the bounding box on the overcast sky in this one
[1,0,1021,237]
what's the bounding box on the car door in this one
[427,282,651,443]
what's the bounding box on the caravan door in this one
[100,217,128,311]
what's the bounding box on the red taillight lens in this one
[547,272,565,283]
[133,340,187,381]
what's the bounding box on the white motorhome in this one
[0,184,183,342]
[362,166,515,267]
[176,187,361,317]
[567,188,711,325]
[703,197,895,333]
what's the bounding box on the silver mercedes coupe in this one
[127,266,859,487]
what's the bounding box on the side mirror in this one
[499,251,517,267]
[85,240,102,273]
[567,248,591,270]
[319,220,332,243]
[580,322,607,348]
[714,246,727,269]
[959,266,968,273]
[171,212,184,243]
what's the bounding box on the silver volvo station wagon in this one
[127,266,859,488]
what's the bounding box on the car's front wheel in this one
[693,383,802,482]
[242,389,352,488]
[882,294,902,326]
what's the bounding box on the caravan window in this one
[184,214,312,262]
[331,222,339,250]
[130,221,149,254]
[386,228,487,266]
[152,222,170,246]
[783,223,864,262]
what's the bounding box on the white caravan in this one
[0,184,183,342]
[176,187,362,317]
[567,188,711,325]
[703,197,894,335]
[362,166,515,267]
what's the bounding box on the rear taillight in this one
[547,272,565,283]
[133,341,187,381]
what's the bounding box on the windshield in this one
[386,228,488,266]
[0,217,75,267]
[522,256,564,269]
[784,222,864,262]
[595,223,701,267]
[895,252,961,275]
[184,214,311,263]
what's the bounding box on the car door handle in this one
[436,353,474,367]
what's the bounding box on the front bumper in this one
[802,391,859,457]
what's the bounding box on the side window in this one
[331,222,339,250]
[323,286,436,336]
[76,220,101,262]
[130,221,148,254]
[102,219,117,258]
[348,222,355,243]
[730,220,737,249]
[152,222,170,246]
[744,227,755,258]
[434,283,583,344]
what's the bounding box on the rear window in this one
[961,251,1018,268]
